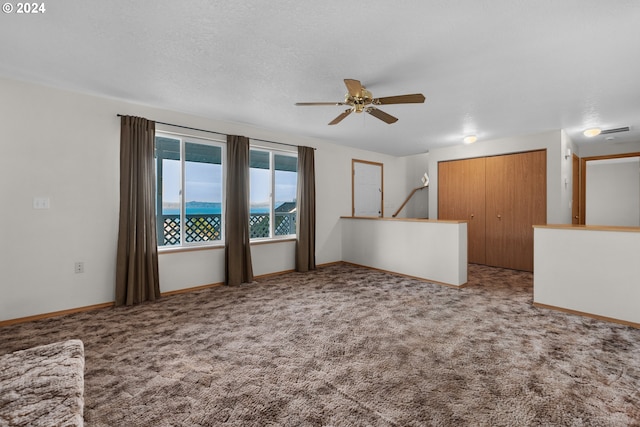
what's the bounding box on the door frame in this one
[352,159,384,217]
[572,153,580,224]
[579,151,640,225]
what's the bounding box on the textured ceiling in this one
[2,0,640,155]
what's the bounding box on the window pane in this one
[155,137,181,246]
[185,142,223,242]
[274,154,297,172]
[250,150,271,238]
[274,154,297,236]
[249,150,270,169]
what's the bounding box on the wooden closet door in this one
[438,157,486,264]
[485,150,546,271]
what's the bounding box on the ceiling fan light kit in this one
[296,79,425,125]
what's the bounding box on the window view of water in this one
[162,202,281,215]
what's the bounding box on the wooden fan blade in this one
[344,79,363,98]
[374,94,426,105]
[329,109,353,125]
[366,107,398,124]
[295,102,346,106]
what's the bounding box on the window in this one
[155,134,224,247]
[154,134,296,247]
[249,148,298,239]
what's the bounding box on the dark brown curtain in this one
[225,135,254,285]
[115,116,160,306]
[295,146,316,272]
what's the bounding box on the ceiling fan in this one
[295,79,425,125]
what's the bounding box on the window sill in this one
[158,236,296,254]
[158,244,224,254]
[250,236,297,246]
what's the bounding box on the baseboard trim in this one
[533,302,640,329]
[0,267,307,327]
[340,261,468,288]
[0,302,115,327]
[317,261,343,268]
[160,282,223,297]
[0,261,463,327]
[253,269,296,280]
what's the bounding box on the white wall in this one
[0,77,407,322]
[559,131,577,224]
[398,153,430,218]
[534,226,640,325]
[342,218,467,286]
[586,157,640,226]
[424,130,570,224]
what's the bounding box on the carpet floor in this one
[1,263,639,426]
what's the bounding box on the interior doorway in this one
[352,159,383,217]
[580,152,640,226]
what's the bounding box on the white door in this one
[353,160,383,217]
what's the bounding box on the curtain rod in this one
[116,114,315,150]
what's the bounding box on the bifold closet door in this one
[438,157,486,264]
[485,150,546,271]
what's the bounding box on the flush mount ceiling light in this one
[583,128,602,137]
[463,135,477,144]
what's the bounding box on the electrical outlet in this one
[74,262,84,274]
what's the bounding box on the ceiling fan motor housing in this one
[346,88,372,113]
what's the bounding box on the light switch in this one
[33,197,50,209]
